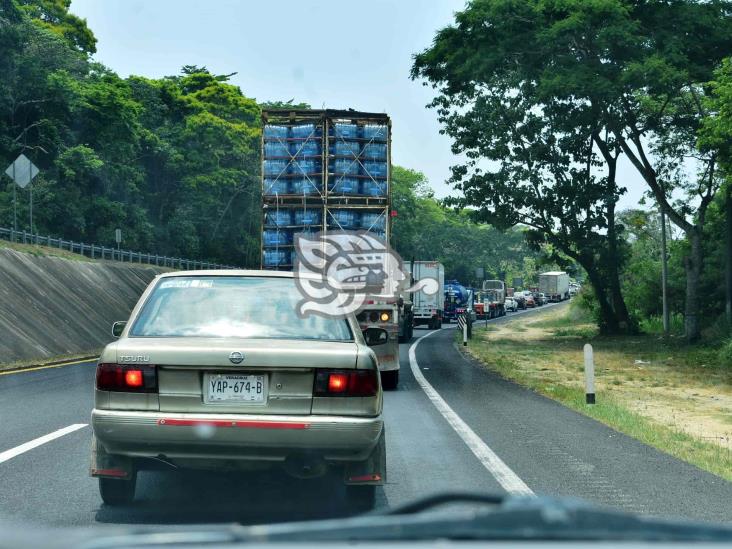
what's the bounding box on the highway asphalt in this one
[0,302,730,533]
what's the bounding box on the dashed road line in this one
[0,424,88,464]
[408,329,535,496]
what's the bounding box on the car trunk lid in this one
[115,338,358,414]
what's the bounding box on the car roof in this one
[156,269,323,281]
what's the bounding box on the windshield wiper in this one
[379,491,504,515]
[79,493,732,547]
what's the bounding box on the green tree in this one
[16,0,96,54]
[391,165,537,285]
[412,0,732,340]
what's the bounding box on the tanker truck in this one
[444,280,475,323]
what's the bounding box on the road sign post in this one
[115,229,122,261]
[5,154,39,235]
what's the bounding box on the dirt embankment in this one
[0,248,164,365]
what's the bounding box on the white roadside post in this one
[584,343,595,404]
[457,315,468,346]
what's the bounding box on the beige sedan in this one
[90,271,386,509]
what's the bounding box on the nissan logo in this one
[228,351,244,364]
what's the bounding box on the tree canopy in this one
[412,0,732,338]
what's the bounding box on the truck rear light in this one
[314,370,378,397]
[96,363,157,393]
[380,311,390,322]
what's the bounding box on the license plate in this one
[204,374,267,404]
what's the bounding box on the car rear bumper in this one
[92,409,383,462]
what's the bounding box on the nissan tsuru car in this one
[90,271,387,509]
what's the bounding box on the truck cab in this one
[357,299,402,390]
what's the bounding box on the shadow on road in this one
[94,469,384,525]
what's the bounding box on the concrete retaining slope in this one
[0,248,164,364]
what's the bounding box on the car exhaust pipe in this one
[283,453,328,479]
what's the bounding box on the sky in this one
[69,0,647,210]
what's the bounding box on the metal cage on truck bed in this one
[261,109,392,270]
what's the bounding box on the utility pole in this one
[726,184,732,325]
[12,163,16,232]
[661,206,670,336]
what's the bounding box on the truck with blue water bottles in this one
[260,109,408,390]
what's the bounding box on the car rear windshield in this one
[130,276,353,341]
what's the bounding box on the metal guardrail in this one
[0,227,237,270]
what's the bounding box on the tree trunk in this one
[584,266,620,335]
[684,228,703,341]
[605,194,634,333]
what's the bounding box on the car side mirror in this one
[363,327,388,346]
[112,321,127,338]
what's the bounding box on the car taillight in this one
[96,363,157,392]
[314,370,378,397]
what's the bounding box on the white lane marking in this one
[0,424,87,464]
[408,330,535,496]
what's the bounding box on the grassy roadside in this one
[0,239,93,262]
[463,303,732,482]
[0,351,100,374]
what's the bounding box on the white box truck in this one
[539,271,570,302]
[409,261,445,329]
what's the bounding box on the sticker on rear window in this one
[160,279,214,289]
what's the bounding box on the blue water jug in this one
[264,125,289,139]
[332,123,359,139]
[291,124,320,139]
[291,178,322,196]
[264,210,293,227]
[331,158,359,175]
[264,141,289,157]
[362,161,387,179]
[294,209,322,226]
[264,159,289,177]
[362,143,387,160]
[290,159,320,176]
[332,141,361,157]
[362,124,387,141]
[360,212,386,231]
[262,229,292,246]
[263,178,290,196]
[291,140,320,157]
[361,179,386,197]
[328,209,359,230]
[329,177,359,195]
[263,249,289,267]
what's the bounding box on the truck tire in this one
[381,370,399,390]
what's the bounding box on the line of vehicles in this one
[90,109,583,511]
[411,269,576,325]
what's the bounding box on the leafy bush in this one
[718,338,732,366]
[639,313,685,336]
